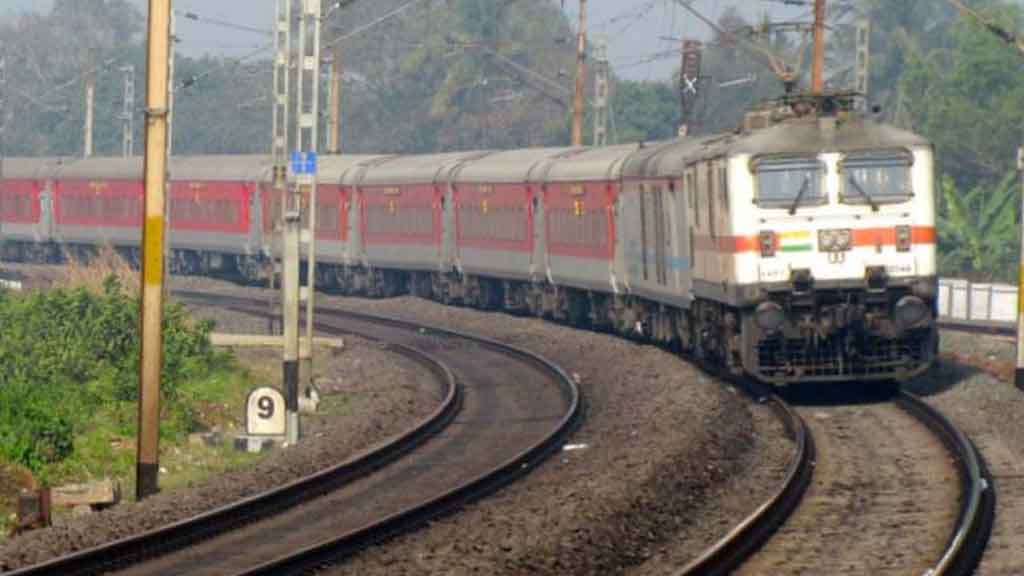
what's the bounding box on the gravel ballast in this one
[1,268,795,575]
[905,330,1024,576]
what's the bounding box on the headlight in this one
[759,231,776,258]
[894,295,929,328]
[896,225,911,252]
[818,228,852,252]
[755,301,786,332]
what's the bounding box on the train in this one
[0,94,937,384]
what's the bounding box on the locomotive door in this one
[531,185,547,281]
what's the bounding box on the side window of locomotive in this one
[754,158,825,209]
[839,152,913,205]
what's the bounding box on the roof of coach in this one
[451,147,577,184]
[316,154,393,185]
[728,116,930,158]
[619,136,725,179]
[359,151,492,187]
[2,157,64,179]
[47,157,142,180]
[541,143,641,183]
[170,155,272,181]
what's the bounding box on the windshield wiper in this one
[788,175,811,215]
[847,174,879,212]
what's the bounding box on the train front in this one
[732,112,937,384]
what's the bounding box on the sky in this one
[3,0,805,80]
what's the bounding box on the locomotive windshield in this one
[754,158,824,210]
[840,153,913,206]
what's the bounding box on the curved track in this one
[681,383,994,576]
[9,291,582,576]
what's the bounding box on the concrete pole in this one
[136,0,172,501]
[298,0,322,399]
[84,75,95,158]
[572,0,586,146]
[811,0,826,95]
[273,0,300,445]
[592,36,608,147]
[1017,146,1024,390]
[120,65,135,157]
[328,47,342,154]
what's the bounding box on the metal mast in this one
[811,0,826,94]
[120,65,136,157]
[854,18,870,110]
[136,0,173,501]
[572,0,586,146]
[592,36,608,147]
[297,0,322,400]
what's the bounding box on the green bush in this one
[0,276,222,478]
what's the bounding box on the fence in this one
[937,278,1017,329]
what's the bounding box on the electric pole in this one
[328,47,342,154]
[272,0,300,445]
[297,0,323,405]
[136,0,172,501]
[164,9,177,288]
[854,17,870,111]
[592,35,608,147]
[84,72,95,157]
[1019,146,1024,391]
[120,65,136,157]
[811,0,826,94]
[572,0,587,146]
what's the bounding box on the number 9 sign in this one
[246,387,287,436]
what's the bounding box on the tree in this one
[937,172,1020,282]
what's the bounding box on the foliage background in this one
[2,0,1023,280]
[0,277,232,482]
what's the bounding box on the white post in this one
[84,76,95,158]
[298,0,322,399]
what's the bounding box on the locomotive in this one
[0,94,937,384]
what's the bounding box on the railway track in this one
[678,383,994,576]
[8,291,582,576]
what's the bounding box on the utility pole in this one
[592,36,608,147]
[811,0,826,94]
[164,9,177,287]
[1018,145,1024,392]
[297,0,323,405]
[136,0,172,501]
[84,73,95,157]
[120,65,135,157]
[854,18,870,111]
[572,0,587,146]
[272,0,299,445]
[327,47,342,154]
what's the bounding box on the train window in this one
[839,152,913,206]
[754,158,825,210]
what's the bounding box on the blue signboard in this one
[290,151,318,175]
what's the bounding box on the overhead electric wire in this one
[175,10,273,36]
[943,0,1024,55]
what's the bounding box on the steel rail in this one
[174,293,585,576]
[673,393,814,576]
[7,302,462,576]
[895,392,996,575]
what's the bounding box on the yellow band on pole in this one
[144,216,164,286]
[1018,265,1024,314]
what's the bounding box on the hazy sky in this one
[3,0,804,80]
